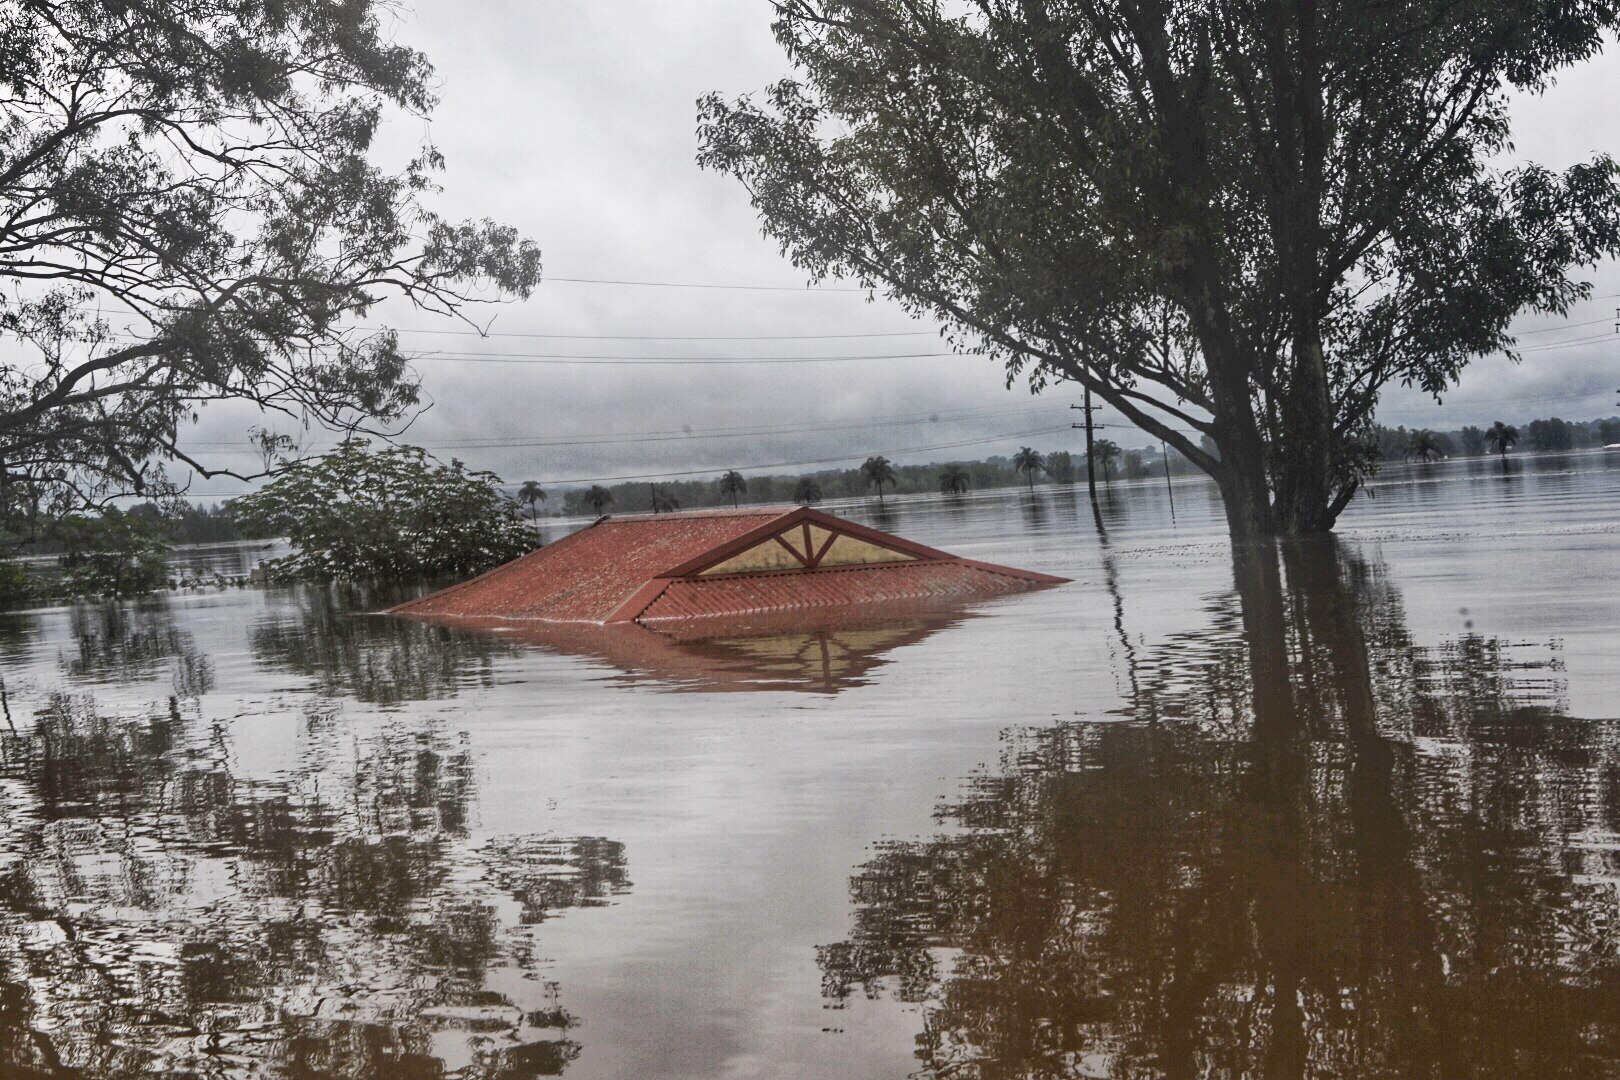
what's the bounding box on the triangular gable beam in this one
[657,506,954,580]
[604,507,955,624]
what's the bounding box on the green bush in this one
[56,508,172,596]
[0,557,42,607]
[228,441,536,583]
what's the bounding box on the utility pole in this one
[1070,391,1102,506]
[650,483,659,513]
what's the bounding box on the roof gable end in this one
[657,507,951,578]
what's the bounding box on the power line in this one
[387,327,938,341]
[388,308,1601,341]
[413,350,971,365]
[89,330,968,365]
[182,402,1059,451]
[545,276,865,292]
[1512,331,1618,354]
[1510,315,1617,337]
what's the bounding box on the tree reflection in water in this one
[820,538,1620,1078]
[0,686,627,1076]
[59,598,215,697]
[252,584,520,704]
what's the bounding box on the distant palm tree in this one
[1011,446,1044,493]
[1485,421,1519,460]
[860,455,897,504]
[582,485,613,515]
[518,480,547,522]
[719,470,747,507]
[1091,439,1122,483]
[1404,429,1444,463]
[792,477,823,504]
[939,464,969,495]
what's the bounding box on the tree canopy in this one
[228,441,534,582]
[699,0,1620,539]
[0,0,540,538]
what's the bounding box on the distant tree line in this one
[3,501,245,553]
[551,443,1202,516]
[1373,415,1620,462]
[542,411,1618,516]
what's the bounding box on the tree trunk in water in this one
[1218,447,1274,547]
[1208,369,1274,545]
[1272,321,1338,536]
[1190,319,1277,543]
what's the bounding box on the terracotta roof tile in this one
[392,509,782,624]
[388,506,1064,625]
[639,561,1044,622]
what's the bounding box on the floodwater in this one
[0,451,1617,1078]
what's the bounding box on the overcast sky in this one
[184,3,1620,495]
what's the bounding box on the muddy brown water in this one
[0,450,1616,1078]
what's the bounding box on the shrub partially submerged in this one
[229,442,536,583]
[57,509,172,596]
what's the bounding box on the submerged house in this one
[389,506,1064,627]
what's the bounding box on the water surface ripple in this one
[0,451,1616,1078]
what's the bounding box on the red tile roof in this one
[388,506,1064,626]
[639,560,1048,622]
[393,509,779,624]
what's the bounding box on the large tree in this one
[0,0,540,538]
[699,0,1620,540]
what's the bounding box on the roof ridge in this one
[595,506,792,522]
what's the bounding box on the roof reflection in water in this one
[398,603,979,695]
